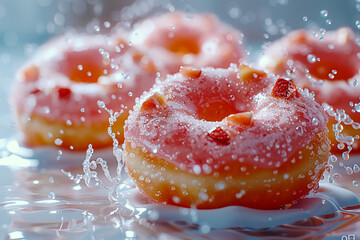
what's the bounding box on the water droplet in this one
[94,25,100,32]
[307,54,316,63]
[320,10,328,18]
[193,165,201,175]
[353,180,359,187]
[43,106,50,114]
[325,164,333,173]
[333,173,341,181]
[198,192,209,201]
[337,142,345,150]
[215,181,226,190]
[353,79,358,87]
[333,123,343,132]
[303,16,308,22]
[54,13,65,26]
[326,19,332,25]
[97,100,106,109]
[57,149,63,161]
[355,103,360,112]
[296,126,304,136]
[49,177,54,184]
[125,230,136,239]
[328,155,337,162]
[104,21,111,28]
[172,196,181,204]
[198,224,211,233]
[311,118,319,126]
[147,210,159,221]
[48,191,56,200]
[354,164,360,173]
[346,166,353,175]
[54,138,63,146]
[357,20,360,30]
[228,7,241,19]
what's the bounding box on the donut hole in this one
[197,98,238,122]
[305,54,358,81]
[60,50,114,83]
[167,37,200,55]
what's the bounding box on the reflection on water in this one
[0,138,360,239]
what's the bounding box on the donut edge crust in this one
[124,130,330,210]
[14,109,128,150]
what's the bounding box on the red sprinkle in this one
[30,88,41,95]
[271,78,298,99]
[57,87,72,99]
[208,126,231,145]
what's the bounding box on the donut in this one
[10,33,157,151]
[124,64,330,210]
[258,27,360,151]
[130,11,245,75]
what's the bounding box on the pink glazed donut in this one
[10,33,157,151]
[124,64,330,210]
[259,27,360,151]
[130,11,245,75]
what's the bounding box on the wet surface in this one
[0,139,359,239]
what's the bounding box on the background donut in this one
[259,28,360,152]
[10,33,157,150]
[129,11,245,76]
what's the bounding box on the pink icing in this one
[10,33,156,125]
[259,27,360,114]
[130,11,245,76]
[124,66,329,174]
